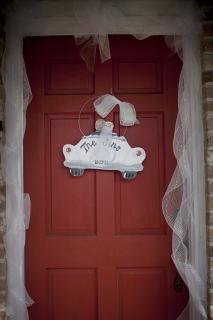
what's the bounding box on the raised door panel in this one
[113,58,163,94]
[47,268,98,320]
[115,113,165,235]
[117,268,167,320]
[45,59,94,95]
[45,113,97,235]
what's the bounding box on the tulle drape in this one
[163,34,207,320]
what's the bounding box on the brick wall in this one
[0,5,6,319]
[0,19,6,320]
[201,1,213,319]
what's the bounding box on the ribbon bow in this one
[94,94,139,126]
[73,0,130,71]
[75,35,110,72]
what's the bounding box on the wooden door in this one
[24,36,188,320]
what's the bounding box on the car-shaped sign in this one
[63,132,146,180]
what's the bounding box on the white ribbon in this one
[75,35,110,71]
[94,94,139,126]
[73,0,142,72]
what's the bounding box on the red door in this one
[24,36,188,320]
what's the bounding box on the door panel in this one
[117,268,167,320]
[24,35,187,320]
[47,268,98,320]
[45,114,97,235]
[115,113,165,235]
[113,57,163,94]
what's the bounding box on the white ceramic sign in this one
[63,130,146,180]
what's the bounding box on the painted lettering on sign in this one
[94,160,109,165]
[111,142,121,152]
[80,139,121,154]
[80,140,97,153]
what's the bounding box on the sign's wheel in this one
[70,168,85,177]
[122,171,137,180]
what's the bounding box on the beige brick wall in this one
[0,3,7,320]
[201,2,213,319]
[201,12,212,320]
[0,32,6,320]
[0,36,6,320]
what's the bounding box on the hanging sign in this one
[63,119,146,180]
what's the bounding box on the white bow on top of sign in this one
[94,94,139,126]
[63,94,146,180]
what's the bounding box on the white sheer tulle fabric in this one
[2,1,206,319]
